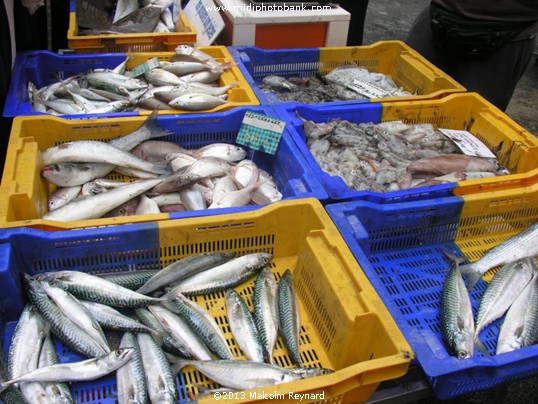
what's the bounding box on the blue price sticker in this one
[236,112,286,155]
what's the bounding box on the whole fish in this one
[116,333,147,404]
[496,272,538,354]
[169,93,228,110]
[37,270,167,308]
[136,333,178,403]
[474,258,535,340]
[144,69,184,87]
[185,82,238,97]
[171,359,332,391]
[41,141,168,175]
[165,253,272,296]
[460,221,538,289]
[79,301,157,335]
[0,349,134,393]
[25,275,108,359]
[166,295,234,360]
[226,289,264,362]
[85,100,134,115]
[179,70,223,84]
[181,157,232,178]
[253,267,280,364]
[41,163,114,188]
[42,178,164,222]
[173,45,222,70]
[406,154,499,175]
[38,335,74,404]
[39,282,110,354]
[48,186,82,212]
[278,270,302,366]
[192,143,247,162]
[86,71,148,93]
[441,263,475,359]
[147,305,212,360]
[163,61,212,76]
[137,252,236,295]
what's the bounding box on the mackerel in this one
[37,270,167,308]
[171,359,333,391]
[40,282,110,354]
[278,270,302,366]
[86,71,148,93]
[475,258,535,340]
[38,334,74,404]
[497,271,538,354]
[98,270,159,290]
[136,333,177,403]
[165,253,272,296]
[460,221,538,289]
[226,289,264,362]
[116,333,147,404]
[136,252,236,295]
[0,349,134,393]
[166,295,234,360]
[25,276,107,358]
[80,301,156,335]
[441,263,475,359]
[253,267,280,364]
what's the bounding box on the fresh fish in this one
[165,253,273,296]
[226,289,264,362]
[181,157,232,178]
[41,163,113,188]
[134,307,193,358]
[253,267,280,364]
[0,350,28,404]
[42,178,164,222]
[80,301,157,335]
[136,333,178,403]
[144,68,184,87]
[441,263,475,359]
[171,359,332,391]
[37,270,167,308]
[211,175,238,206]
[24,275,108,359]
[496,272,538,354]
[150,193,182,207]
[39,282,110,354]
[116,332,147,404]
[163,61,212,76]
[81,181,107,197]
[137,252,235,295]
[0,349,134,393]
[184,82,238,97]
[252,170,282,204]
[262,75,298,91]
[44,100,85,116]
[460,222,538,289]
[150,172,201,195]
[38,335,74,404]
[134,194,161,214]
[166,294,234,360]
[474,258,535,340]
[131,140,191,162]
[48,186,82,212]
[102,196,140,218]
[172,45,222,70]
[180,70,224,84]
[193,143,247,162]
[86,71,148,93]
[41,141,168,175]
[159,203,186,213]
[178,186,207,211]
[406,154,499,175]
[278,270,302,366]
[208,181,263,209]
[231,159,259,187]
[112,166,160,179]
[169,93,228,110]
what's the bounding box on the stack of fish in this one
[76,0,182,35]
[40,112,282,222]
[28,46,237,115]
[0,252,331,402]
[299,116,507,192]
[259,65,412,104]
[441,221,538,359]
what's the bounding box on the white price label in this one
[348,79,389,99]
[439,128,496,158]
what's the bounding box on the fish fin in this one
[441,248,468,265]
[475,337,490,356]
[140,109,174,140]
[461,265,482,290]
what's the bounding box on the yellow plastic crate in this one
[68,11,197,53]
[318,41,466,101]
[0,199,412,403]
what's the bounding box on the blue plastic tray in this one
[325,197,538,399]
[273,102,456,204]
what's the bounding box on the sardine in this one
[460,222,538,289]
[278,270,302,366]
[441,263,475,359]
[253,267,280,364]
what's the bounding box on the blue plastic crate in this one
[274,102,456,204]
[325,195,538,399]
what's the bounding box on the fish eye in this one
[457,350,468,359]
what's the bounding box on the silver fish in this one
[185,82,238,97]
[165,253,272,296]
[226,289,264,362]
[460,221,538,289]
[211,175,238,206]
[134,194,161,215]
[171,359,332,391]
[0,349,134,393]
[144,68,184,87]
[253,267,280,364]
[131,140,191,162]
[278,270,302,366]
[150,172,201,195]
[163,61,211,76]
[38,335,74,404]
[208,181,263,209]
[192,143,247,162]
[496,271,538,354]
[169,93,228,110]
[41,162,114,188]
[97,270,158,290]
[86,71,148,93]
[231,159,259,187]
[80,301,157,335]
[172,45,222,70]
[441,263,475,359]
[178,186,207,211]
[48,186,81,212]
[116,332,147,404]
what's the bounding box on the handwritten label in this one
[237,112,286,155]
[131,57,161,78]
[349,78,389,99]
[439,128,496,158]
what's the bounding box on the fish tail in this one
[460,264,482,290]
[0,380,12,393]
[143,109,175,140]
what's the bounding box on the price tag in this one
[236,112,286,155]
[438,128,496,158]
[348,79,389,99]
[131,57,161,78]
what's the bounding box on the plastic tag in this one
[438,128,496,158]
[349,79,389,98]
[131,57,161,78]
[236,112,286,155]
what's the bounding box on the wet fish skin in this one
[278,270,302,366]
[48,186,81,212]
[169,93,228,110]
[192,143,247,162]
[460,221,538,290]
[41,162,114,188]
[441,263,475,359]
[144,68,185,87]
[116,332,147,404]
[38,335,74,404]
[254,267,280,364]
